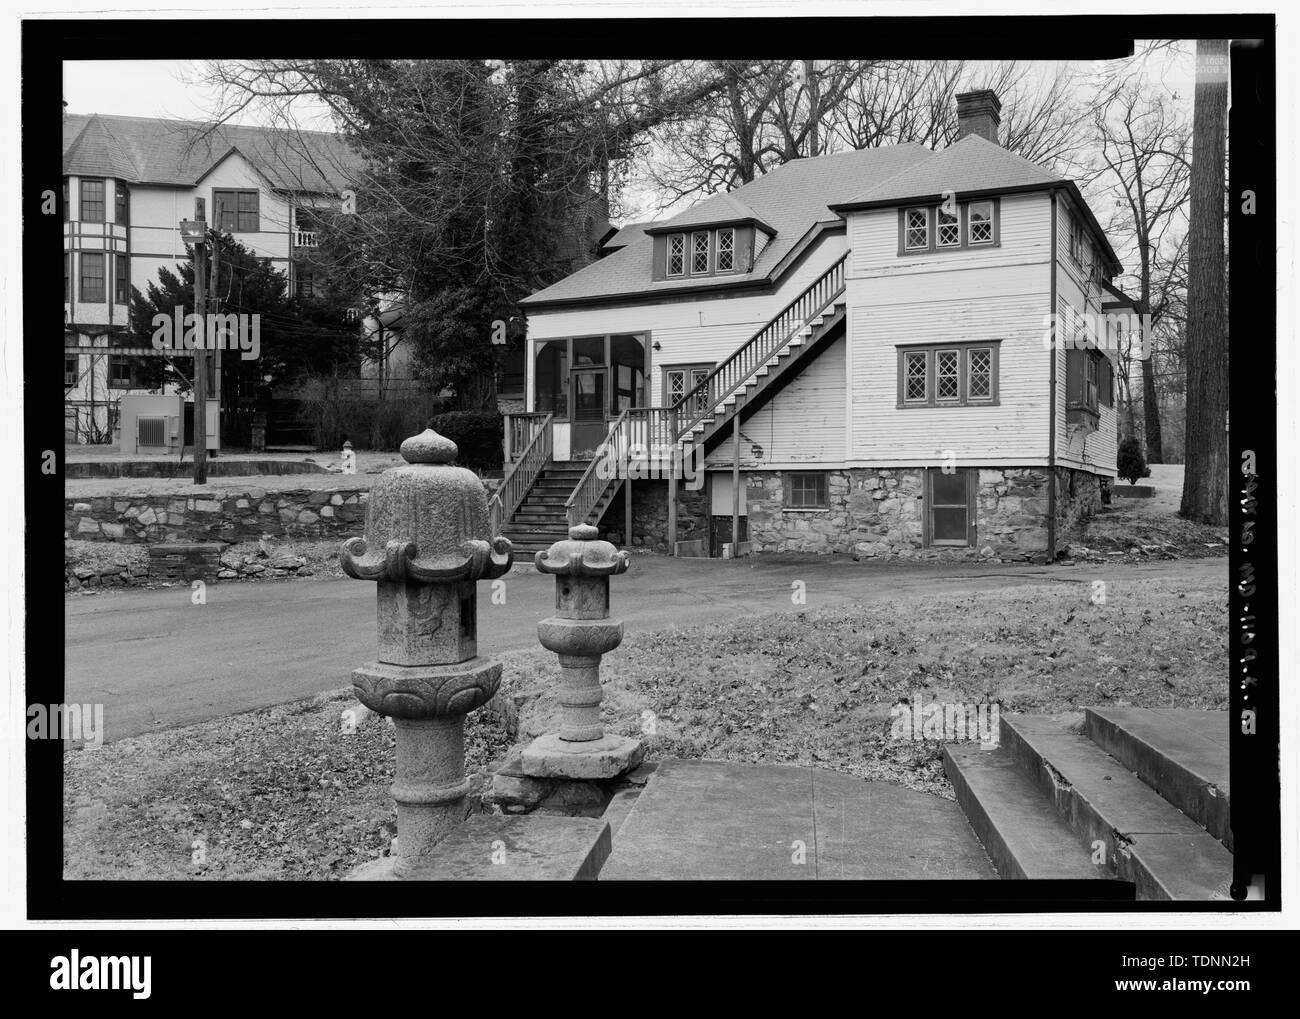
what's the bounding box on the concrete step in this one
[1001,714,1233,900]
[348,813,611,880]
[944,742,1112,881]
[1084,707,1231,849]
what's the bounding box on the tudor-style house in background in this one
[496,90,1132,560]
[62,113,359,447]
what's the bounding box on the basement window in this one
[784,472,828,510]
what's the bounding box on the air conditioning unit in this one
[138,417,165,448]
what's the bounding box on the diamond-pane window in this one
[936,350,960,401]
[668,370,685,403]
[969,201,994,244]
[667,235,685,276]
[904,351,928,402]
[905,208,928,250]
[691,232,709,274]
[937,208,960,247]
[691,368,710,413]
[969,348,992,399]
[717,228,734,271]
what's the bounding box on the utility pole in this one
[210,229,221,460]
[184,198,209,485]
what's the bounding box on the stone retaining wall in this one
[65,478,502,547]
[66,488,371,544]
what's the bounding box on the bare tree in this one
[1179,39,1230,524]
[1092,82,1192,459]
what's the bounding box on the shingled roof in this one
[832,132,1062,208]
[521,143,931,307]
[62,113,361,193]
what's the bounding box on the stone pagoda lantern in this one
[340,427,512,878]
[520,524,643,780]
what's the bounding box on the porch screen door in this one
[570,368,607,458]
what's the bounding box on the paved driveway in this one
[62,555,1224,743]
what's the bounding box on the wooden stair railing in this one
[489,412,553,536]
[503,411,552,463]
[674,252,847,441]
[564,410,630,527]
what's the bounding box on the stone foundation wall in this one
[743,465,1103,560]
[1055,466,1105,537]
[598,479,709,553]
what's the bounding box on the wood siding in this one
[842,192,1053,466]
[1053,195,1119,477]
[705,333,847,468]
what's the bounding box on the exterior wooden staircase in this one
[495,253,849,540]
[500,461,594,555]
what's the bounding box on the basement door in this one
[925,468,977,547]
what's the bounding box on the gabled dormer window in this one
[904,207,929,250]
[937,207,960,247]
[667,234,685,276]
[691,232,710,274]
[717,227,735,272]
[654,224,758,281]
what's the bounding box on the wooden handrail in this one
[489,412,553,535]
[503,411,551,462]
[674,252,847,440]
[565,410,629,527]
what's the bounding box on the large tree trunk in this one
[1180,39,1230,524]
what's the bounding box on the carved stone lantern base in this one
[519,732,645,781]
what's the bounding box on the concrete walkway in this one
[600,759,996,880]
[63,556,1225,743]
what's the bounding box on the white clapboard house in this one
[496,91,1136,560]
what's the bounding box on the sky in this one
[65,52,1196,228]
[62,60,336,129]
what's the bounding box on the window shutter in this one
[1065,348,1084,405]
[1099,357,1113,407]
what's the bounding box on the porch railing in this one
[503,411,552,463]
[674,252,847,440]
[565,410,628,527]
[489,412,553,536]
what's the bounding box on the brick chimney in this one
[955,90,1002,145]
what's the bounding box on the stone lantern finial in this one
[519,525,642,780]
[341,426,513,878]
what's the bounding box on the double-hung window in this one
[667,234,685,276]
[80,179,105,222]
[968,201,994,244]
[80,252,105,303]
[937,207,960,247]
[691,231,710,274]
[904,207,929,250]
[716,227,735,271]
[114,254,129,303]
